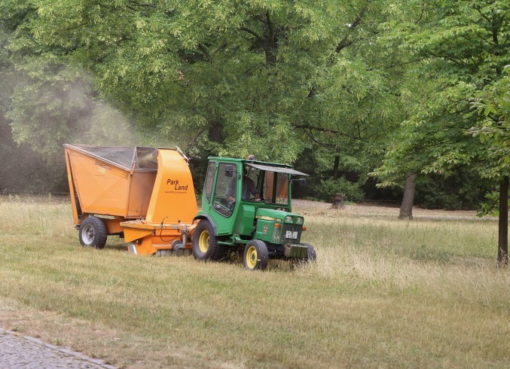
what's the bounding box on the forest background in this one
[0,0,509,221]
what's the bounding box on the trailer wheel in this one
[243,240,269,271]
[302,243,316,262]
[79,216,107,249]
[192,220,224,261]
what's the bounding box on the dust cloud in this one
[68,84,136,148]
[0,63,140,194]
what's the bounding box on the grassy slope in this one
[0,196,509,369]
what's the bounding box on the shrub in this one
[314,177,364,202]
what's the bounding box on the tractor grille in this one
[282,223,302,243]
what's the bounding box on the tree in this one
[375,0,510,263]
[474,70,510,264]
[0,1,137,160]
[2,0,406,199]
[0,25,68,193]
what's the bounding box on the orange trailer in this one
[64,144,197,255]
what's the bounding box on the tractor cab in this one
[193,157,316,270]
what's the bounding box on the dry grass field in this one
[0,196,509,369]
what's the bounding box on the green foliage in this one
[415,172,492,210]
[314,177,364,202]
[374,0,509,213]
[472,68,510,179]
[1,0,507,211]
[0,0,406,199]
[478,191,500,216]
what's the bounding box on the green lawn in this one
[0,196,509,369]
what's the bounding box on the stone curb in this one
[0,328,118,369]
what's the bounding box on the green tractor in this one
[192,156,316,270]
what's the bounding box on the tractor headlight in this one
[284,216,293,223]
[295,217,303,225]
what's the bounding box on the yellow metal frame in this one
[120,149,198,255]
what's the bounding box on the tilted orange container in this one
[64,145,158,219]
[64,144,197,255]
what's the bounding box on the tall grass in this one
[0,196,509,369]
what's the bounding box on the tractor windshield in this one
[244,165,289,206]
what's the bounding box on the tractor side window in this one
[204,162,216,202]
[212,163,237,217]
[275,173,289,205]
[262,171,289,205]
[263,171,274,203]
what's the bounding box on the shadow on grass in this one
[220,250,309,272]
[103,241,129,253]
[101,242,311,272]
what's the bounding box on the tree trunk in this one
[498,176,509,266]
[263,11,277,65]
[208,120,223,143]
[331,193,345,209]
[332,155,340,178]
[399,173,417,220]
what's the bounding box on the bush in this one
[414,172,492,210]
[314,177,364,202]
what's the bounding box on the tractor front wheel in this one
[79,216,107,249]
[243,240,269,271]
[192,220,224,261]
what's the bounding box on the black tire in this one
[192,220,225,261]
[243,240,269,271]
[302,243,316,262]
[79,216,107,249]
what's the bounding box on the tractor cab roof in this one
[208,156,308,176]
[245,162,308,176]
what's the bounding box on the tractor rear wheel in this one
[79,216,107,249]
[243,240,269,271]
[192,220,225,261]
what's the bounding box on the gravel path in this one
[0,328,117,369]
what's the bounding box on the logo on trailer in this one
[166,178,188,193]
